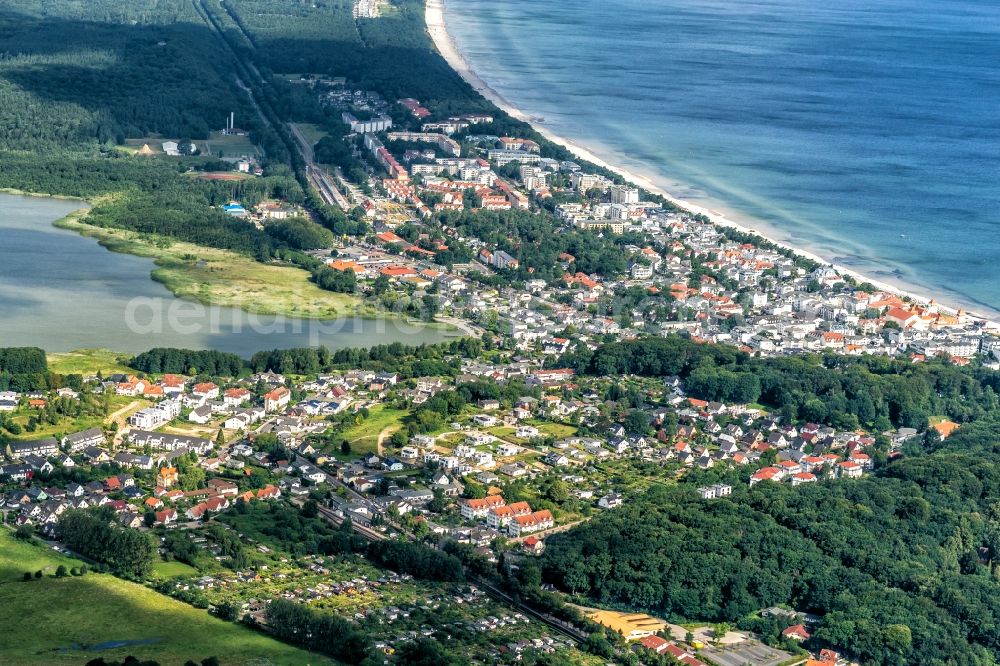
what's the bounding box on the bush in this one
[55,565,68,577]
[213,601,240,621]
[22,572,32,582]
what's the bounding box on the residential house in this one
[62,428,104,452]
[460,495,506,520]
[264,387,291,412]
[192,382,220,401]
[508,509,554,537]
[7,438,58,459]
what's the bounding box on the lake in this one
[0,193,450,354]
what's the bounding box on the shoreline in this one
[425,0,1000,328]
[51,213,427,327]
[4,185,470,339]
[0,187,89,202]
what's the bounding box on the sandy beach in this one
[425,0,999,327]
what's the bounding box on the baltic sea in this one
[443,0,1000,312]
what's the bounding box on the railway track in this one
[314,504,587,644]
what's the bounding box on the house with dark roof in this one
[1,464,33,481]
[6,438,58,460]
[62,428,104,452]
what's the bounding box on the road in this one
[108,400,144,445]
[375,424,399,457]
[194,0,293,167]
[108,400,142,428]
[289,123,350,211]
[198,0,356,218]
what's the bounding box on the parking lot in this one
[700,639,797,666]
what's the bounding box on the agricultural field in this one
[190,171,254,182]
[0,530,331,666]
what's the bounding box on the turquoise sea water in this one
[443,0,1000,313]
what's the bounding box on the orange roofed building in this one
[156,467,179,488]
[264,386,291,412]
[329,259,365,274]
[932,419,960,439]
[460,494,505,520]
[508,509,554,537]
[379,265,417,279]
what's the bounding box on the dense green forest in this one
[245,339,479,376]
[541,446,1000,666]
[559,335,1000,430]
[0,347,47,374]
[128,348,247,376]
[0,346,89,393]
[0,347,49,392]
[220,0,484,113]
[128,339,482,376]
[540,335,1000,664]
[365,540,465,582]
[0,0,253,150]
[0,0,338,261]
[265,598,370,664]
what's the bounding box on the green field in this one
[0,529,331,666]
[57,214,369,319]
[150,560,200,580]
[536,422,578,439]
[203,131,262,160]
[4,393,141,442]
[295,123,328,148]
[6,411,105,441]
[336,405,408,458]
[47,349,134,376]
[0,530,332,666]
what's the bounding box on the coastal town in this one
[2,338,889,665]
[219,78,1000,369]
[0,0,995,665]
[0,72,992,666]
